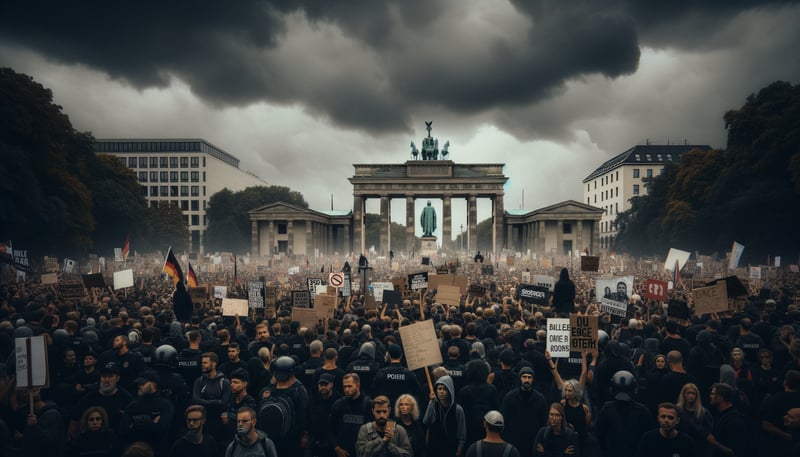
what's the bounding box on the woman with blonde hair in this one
[676,383,713,456]
[395,393,425,457]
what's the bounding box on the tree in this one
[147,203,189,252]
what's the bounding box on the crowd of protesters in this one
[1,251,800,457]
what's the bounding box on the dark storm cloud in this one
[0,0,793,136]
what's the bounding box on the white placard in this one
[214,286,228,299]
[664,248,691,272]
[371,282,394,302]
[521,271,531,283]
[315,284,329,295]
[41,273,58,285]
[113,269,134,290]
[749,266,762,280]
[16,336,48,388]
[533,275,555,292]
[221,298,248,316]
[729,242,745,270]
[546,318,571,358]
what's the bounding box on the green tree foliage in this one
[147,203,190,252]
[362,214,407,253]
[616,81,800,261]
[205,185,308,253]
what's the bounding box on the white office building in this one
[95,139,267,253]
[583,143,711,251]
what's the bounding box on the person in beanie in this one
[501,367,548,457]
[118,370,175,456]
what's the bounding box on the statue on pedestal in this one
[420,200,437,237]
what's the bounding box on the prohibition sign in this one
[329,272,345,288]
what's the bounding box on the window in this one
[180,186,189,196]
[594,195,597,203]
[150,171,158,182]
[160,186,169,197]
[278,224,288,234]
[633,169,640,178]
[160,171,168,182]
[180,157,188,168]
[646,154,652,161]
[170,171,179,182]
[202,157,206,167]
[160,157,168,168]
[141,186,148,197]
[191,171,199,182]
[657,154,663,161]
[633,184,640,195]
[203,201,206,210]
[616,203,619,214]
[128,157,137,168]
[610,173,614,183]
[587,184,590,192]
[635,154,641,161]
[190,157,199,168]
[594,181,597,189]
[667,154,673,161]
[138,172,147,182]
[181,200,189,210]
[646,169,653,178]
[150,157,158,168]
[587,198,590,204]
[138,157,147,168]
[170,157,178,168]
[660,168,665,176]
[191,215,199,225]
[150,186,158,196]
[180,172,189,182]
[616,171,619,180]
[563,223,572,234]
[191,200,199,211]
[170,186,178,197]
[191,186,199,196]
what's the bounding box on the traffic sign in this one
[329,272,345,288]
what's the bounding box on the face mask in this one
[237,426,249,439]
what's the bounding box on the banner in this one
[692,281,729,315]
[570,314,598,353]
[729,242,745,270]
[546,318,571,358]
[596,276,633,308]
[13,248,29,272]
[517,284,550,305]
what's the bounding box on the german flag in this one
[121,234,130,262]
[162,247,184,286]
[187,262,199,287]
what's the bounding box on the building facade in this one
[95,139,267,253]
[582,144,711,251]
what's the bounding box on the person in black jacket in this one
[173,282,194,323]
[119,370,175,456]
[169,405,218,457]
[552,268,576,315]
[501,367,548,457]
[373,344,423,407]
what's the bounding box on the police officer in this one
[373,345,423,407]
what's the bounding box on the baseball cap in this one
[133,370,160,385]
[484,410,504,427]
[388,344,403,359]
[100,362,121,375]
[230,368,250,383]
[318,373,334,384]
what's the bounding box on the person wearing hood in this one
[225,406,278,457]
[501,367,548,457]
[19,387,66,457]
[458,354,501,447]
[347,342,381,397]
[552,268,576,315]
[169,405,218,457]
[119,370,174,456]
[424,375,466,457]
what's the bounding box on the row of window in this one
[142,200,207,227]
[141,185,204,198]
[632,168,654,179]
[592,187,619,204]
[97,141,239,168]
[591,170,620,191]
[633,153,672,162]
[137,171,203,183]
[602,220,617,233]
[128,156,204,169]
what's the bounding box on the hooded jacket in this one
[346,343,380,396]
[225,429,278,457]
[423,375,466,456]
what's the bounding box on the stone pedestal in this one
[419,236,438,257]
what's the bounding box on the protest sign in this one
[581,256,600,272]
[292,307,319,329]
[248,281,265,309]
[521,271,531,283]
[292,290,311,308]
[436,285,462,307]
[382,290,402,308]
[546,318,571,358]
[692,281,729,315]
[408,272,429,290]
[16,336,49,389]
[398,319,443,371]
[371,282,394,302]
[570,314,598,353]
[533,275,555,292]
[749,266,761,280]
[506,256,515,266]
[729,242,745,270]
[517,284,550,305]
[645,279,668,302]
[188,286,207,304]
[41,273,58,285]
[221,298,248,316]
[113,269,134,290]
[264,286,277,305]
[213,286,227,299]
[308,277,324,293]
[315,294,337,319]
[453,276,468,293]
[664,248,691,272]
[82,273,106,289]
[468,284,487,297]
[481,265,494,275]
[427,274,452,291]
[596,276,633,317]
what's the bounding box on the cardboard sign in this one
[221,298,248,316]
[581,256,600,272]
[693,281,729,315]
[481,265,494,275]
[41,272,58,285]
[533,275,555,292]
[248,281,265,309]
[645,279,668,302]
[452,276,468,293]
[15,336,49,389]
[315,294,337,319]
[436,285,462,307]
[264,286,278,305]
[668,299,690,320]
[427,274,452,291]
[82,273,106,289]
[371,282,394,302]
[291,307,319,329]
[517,284,550,305]
[398,320,443,371]
[468,284,487,297]
[408,272,429,290]
[188,286,208,304]
[570,314,598,353]
[382,290,402,307]
[506,256,515,266]
[292,290,311,308]
[706,276,748,298]
[521,271,531,283]
[546,318,571,358]
[59,282,85,300]
[113,269,134,290]
[308,277,324,292]
[214,286,227,299]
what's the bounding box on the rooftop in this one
[583,144,711,182]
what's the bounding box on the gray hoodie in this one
[423,375,466,453]
[225,429,277,457]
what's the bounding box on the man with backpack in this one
[226,406,278,457]
[257,356,309,456]
[464,410,520,457]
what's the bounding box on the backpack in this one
[257,389,296,438]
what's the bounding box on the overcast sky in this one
[1,1,799,240]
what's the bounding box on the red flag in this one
[162,247,184,286]
[122,234,130,261]
[187,262,199,287]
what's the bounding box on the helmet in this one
[597,330,609,347]
[53,329,70,346]
[273,356,296,382]
[611,370,637,401]
[154,344,178,368]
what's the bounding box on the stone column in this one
[556,220,564,257]
[592,220,600,255]
[468,195,478,253]
[538,221,546,256]
[287,220,295,256]
[251,220,259,257]
[267,221,274,256]
[379,195,389,255]
[306,221,313,257]
[353,195,364,254]
[493,194,505,254]
[326,224,333,256]
[406,196,415,254]
[577,220,584,254]
[342,224,350,255]
[507,224,514,252]
[442,195,452,251]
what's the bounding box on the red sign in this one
[645,279,668,301]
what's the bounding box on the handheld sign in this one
[371,282,394,302]
[248,281,265,309]
[292,307,319,329]
[570,314,598,353]
[481,265,494,275]
[468,284,487,297]
[221,298,248,316]
[533,275,555,292]
[328,273,345,288]
[41,273,58,285]
[692,281,729,315]
[16,336,49,389]
[214,286,227,299]
[408,272,429,290]
[308,278,324,293]
[645,279,668,301]
[581,256,600,272]
[517,284,550,305]
[188,286,208,304]
[382,290,402,308]
[546,318,571,358]
[59,282,85,300]
[436,285,462,307]
[292,290,311,308]
[82,273,106,289]
[113,269,135,290]
[398,320,443,371]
